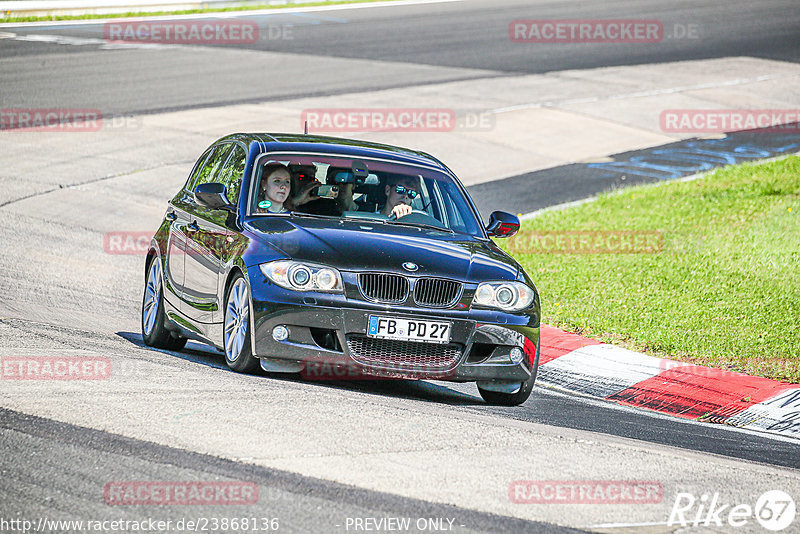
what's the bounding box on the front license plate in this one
[367,316,451,344]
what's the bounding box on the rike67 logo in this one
[669,490,796,531]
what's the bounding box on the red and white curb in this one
[537,325,800,439]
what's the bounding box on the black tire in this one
[142,255,187,351]
[478,340,539,406]
[223,274,260,374]
[163,333,188,351]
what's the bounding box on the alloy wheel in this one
[224,278,250,363]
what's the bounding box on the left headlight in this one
[260,260,344,293]
[472,281,535,312]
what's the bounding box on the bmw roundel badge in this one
[402,262,418,272]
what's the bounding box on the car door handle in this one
[166,212,177,221]
[187,221,200,232]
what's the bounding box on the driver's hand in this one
[390,204,413,218]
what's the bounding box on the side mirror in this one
[194,183,235,211]
[486,211,520,238]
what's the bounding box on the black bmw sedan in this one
[142,133,541,405]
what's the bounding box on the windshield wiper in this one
[340,216,390,226]
[288,212,340,220]
[289,212,454,233]
[386,220,454,233]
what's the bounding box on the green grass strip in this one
[504,155,800,382]
[1,0,394,23]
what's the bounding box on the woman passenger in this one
[256,164,292,214]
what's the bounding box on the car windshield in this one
[249,153,484,236]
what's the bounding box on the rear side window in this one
[217,145,247,205]
[189,143,234,191]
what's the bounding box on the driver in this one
[379,175,420,218]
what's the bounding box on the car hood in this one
[244,217,519,282]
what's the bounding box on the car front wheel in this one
[477,341,539,406]
[223,275,260,373]
[142,256,187,351]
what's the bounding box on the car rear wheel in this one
[142,256,187,351]
[223,275,260,374]
[477,341,539,406]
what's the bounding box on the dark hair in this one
[385,174,420,189]
[261,163,290,184]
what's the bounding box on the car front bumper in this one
[250,299,539,383]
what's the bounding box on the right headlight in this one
[259,260,343,293]
[472,281,535,312]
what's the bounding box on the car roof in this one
[214,133,454,175]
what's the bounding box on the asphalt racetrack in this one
[1,0,799,115]
[1,1,799,532]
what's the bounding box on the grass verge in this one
[504,155,800,382]
[0,0,392,23]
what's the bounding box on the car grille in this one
[414,278,462,307]
[346,335,461,373]
[359,273,409,303]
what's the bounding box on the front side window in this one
[248,153,483,236]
